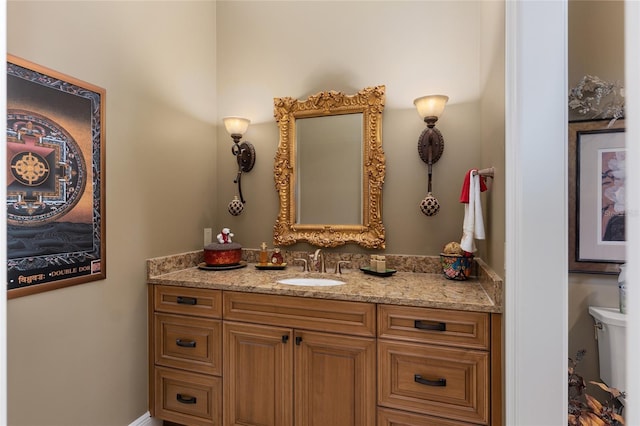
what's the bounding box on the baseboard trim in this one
[129,411,162,426]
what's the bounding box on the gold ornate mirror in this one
[273,85,386,248]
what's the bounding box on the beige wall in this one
[568,0,625,400]
[479,0,506,275]
[7,1,217,425]
[215,1,505,274]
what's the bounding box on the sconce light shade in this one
[223,116,251,136]
[413,95,449,120]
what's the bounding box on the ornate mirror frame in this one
[273,85,386,248]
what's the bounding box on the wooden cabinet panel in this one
[155,286,222,318]
[155,366,222,426]
[378,305,490,350]
[294,330,376,426]
[223,291,375,337]
[378,340,489,425]
[224,321,293,426]
[155,313,222,375]
[378,407,478,426]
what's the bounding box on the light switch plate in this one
[204,228,213,246]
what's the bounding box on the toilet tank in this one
[588,306,626,397]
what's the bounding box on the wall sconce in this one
[223,116,255,216]
[414,95,448,216]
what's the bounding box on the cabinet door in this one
[224,321,293,426]
[295,330,376,426]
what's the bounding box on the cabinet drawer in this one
[223,291,375,337]
[154,285,222,318]
[378,305,489,350]
[154,366,222,426]
[378,340,489,425]
[154,313,222,375]
[378,407,479,426]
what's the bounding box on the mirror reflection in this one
[296,114,363,225]
[273,85,386,248]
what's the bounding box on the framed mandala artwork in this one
[568,119,625,274]
[6,55,106,298]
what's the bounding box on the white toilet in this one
[588,306,627,405]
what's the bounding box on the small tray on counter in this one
[360,267,397,277]
[198,261,247,271]
[255,262,287,270]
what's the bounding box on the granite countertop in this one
[147,250,503,313]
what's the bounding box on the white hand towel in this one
[460,170,485,252]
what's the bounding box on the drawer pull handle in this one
[295,336,303,345]
[414,320,446,332]
[177,296,197,305]
[176,339,196,348]
[282,335,289,343]
[176,394,197,404]
[414,375,446,387]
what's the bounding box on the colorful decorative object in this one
[440,253,473,281]
[204,228,242,266]
[216,228,234,244]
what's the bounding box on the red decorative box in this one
[204,242,242,266]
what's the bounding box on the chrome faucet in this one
[309,249,325,273]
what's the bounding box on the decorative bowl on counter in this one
[440,253,474,280]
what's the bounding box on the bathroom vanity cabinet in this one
[149,283,502,426]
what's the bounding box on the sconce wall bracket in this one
[417,127,444,165]
[232,140,256,173]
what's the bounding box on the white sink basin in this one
[277,278,345,287]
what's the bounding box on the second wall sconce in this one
[223,116,255,216]
[414,94,448,217]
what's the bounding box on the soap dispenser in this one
[259,242,269,264]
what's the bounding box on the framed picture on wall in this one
[568,119,625,274]
[6,55,106,298]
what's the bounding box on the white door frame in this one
[506,1,640,424]
[505,1,568,424]
[624,1,640,424]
